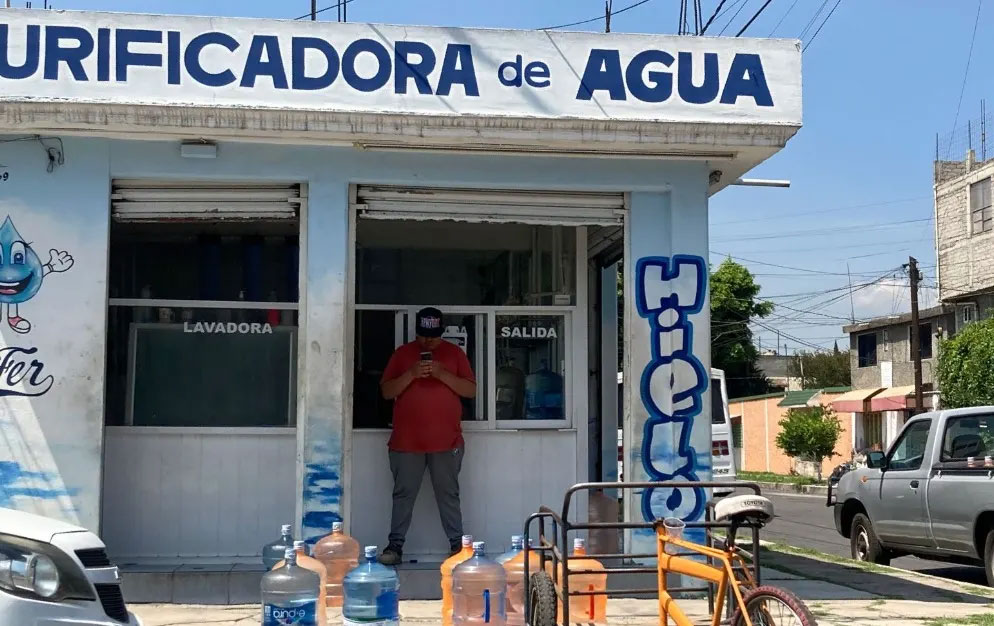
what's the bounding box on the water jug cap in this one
[461,535,473,546]
[364,546,377,559]
[511,535,522,543]
[332,522,344,533]
[293,540,306,552]
[472,541,485,552]
[573,537,586,551]
[281,524,292,535]
[284,547,296,560]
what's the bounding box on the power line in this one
[294,0,359,20]
[803,0,843,52]
[768,0,800,36]
[700,0,730,34]
[540,0,653,30]
[945,0,983,158]
[798,0,829,40]
[711,217,933,243]
[711,196,930,226]
[718,0,751,36]
[736,0,774,36]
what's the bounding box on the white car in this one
[0,507,141,625]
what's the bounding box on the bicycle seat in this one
[713,495,774,526]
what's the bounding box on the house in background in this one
[755,353,801,391]
[729,387,852,476]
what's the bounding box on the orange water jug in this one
[442,534,474,626]
[563,538,606,624]
[273,540,329,624]
[452,541,506,626]
[502,540,539,626]
[313,521,360,608]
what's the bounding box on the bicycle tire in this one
[528,571,557,626]
[729,585,818,626]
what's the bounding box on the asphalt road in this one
[762,492,990,586]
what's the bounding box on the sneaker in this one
[378,546,402,566]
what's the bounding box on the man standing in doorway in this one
[378,307,477,565]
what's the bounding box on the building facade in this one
[0,9,801,576]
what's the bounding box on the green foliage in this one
[790,348,851,388]
[711,259,775,397]
[775,405,843,463]
[937,317,994,409]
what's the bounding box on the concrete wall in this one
[730,393,853,475]
[936,159,994,301]
[848,313,954,389]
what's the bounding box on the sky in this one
[35,0,990,354]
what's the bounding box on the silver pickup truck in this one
[828,407,994,586]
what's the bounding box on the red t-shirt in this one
[381,340,475,453]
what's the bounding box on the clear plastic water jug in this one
[502,540,539,626]
[452,541,507,626]
[441,534,474,626]
[261,547,321,626]
[343,546,400,626]
[565,538,606,624]
[495,536,523,565]
[313,521,361,608]
[262,524,294,571]
[273,541,328,625]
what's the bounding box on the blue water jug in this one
[261,547,321,626]
[343,545,400,626]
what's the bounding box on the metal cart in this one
[522,481,766,626]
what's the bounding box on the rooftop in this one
[843,304,954,334]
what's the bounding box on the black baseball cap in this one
[416,307,444,338]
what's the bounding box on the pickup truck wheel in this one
[851,513,891,566]
[984,530,994,587]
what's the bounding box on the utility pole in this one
[605,0,613,33]
[908,256,924,413]
[846,262,856,323]
[310,0,316,20]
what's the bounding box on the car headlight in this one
[0,533,95,602]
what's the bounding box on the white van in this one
[617,369,737,494]
[710,368,737,495]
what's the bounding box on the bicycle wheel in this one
[729,585,817,626]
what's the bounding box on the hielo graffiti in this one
[635,254,708,524]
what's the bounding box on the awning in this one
[869,386,918,412]
[832,388,883,413]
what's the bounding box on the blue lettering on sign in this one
[263,602,317,626]
[578,48,773,106]
[635,255,709,524]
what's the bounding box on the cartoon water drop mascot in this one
[0,217,73,334]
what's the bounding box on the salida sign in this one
[0,11,802,125]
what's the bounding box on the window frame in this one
[970,177,993,235]
[940,414,994,462]
[909,322,933,360]
[885,418,932,472]
[857,332,878,368]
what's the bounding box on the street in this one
[764,492,989,586]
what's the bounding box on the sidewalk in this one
[133,545,994,625]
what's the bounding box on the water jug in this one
[452,542,506,626]
[441,534,474,626]
[564,538,606,624]
[495,536,523,565]
[343,546,400,626]
[273,541,328,625]
[502,540,539,626]
[261,547,321,626]
[262,524,294,571]
[313,521,361,608]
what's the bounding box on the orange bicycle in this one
[524,482,817,626]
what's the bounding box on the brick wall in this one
[730,393,853,476]
[936,159,994,300]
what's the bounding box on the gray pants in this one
[388,447,464,551]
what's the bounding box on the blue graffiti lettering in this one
[635,255,709,524]
[0,461,76,507]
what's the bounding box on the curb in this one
[752,481,828,496]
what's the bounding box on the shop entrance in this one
[347,186,624,559]
[100,181,303,561]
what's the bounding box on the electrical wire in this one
[718,0,752,36]
[798,0,829,40]
[944,0,983,158]
[294,0,359,20]
[768,0,799,36]
[700,0,730,34]
[711,217,934,243]
[540,0,653,30]
[802,0,843,51]
[711,196,930,226]
[736,0,774,36]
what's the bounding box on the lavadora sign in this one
[0,10,802,125]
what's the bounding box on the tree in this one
[775,405,843,480]
[711,259,774,397]
[937,316,994,408]
[789,348,851,389]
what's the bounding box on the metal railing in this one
[522,481,765,625]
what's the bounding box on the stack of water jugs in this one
[261,528,604,625]
[260,522,399,626]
